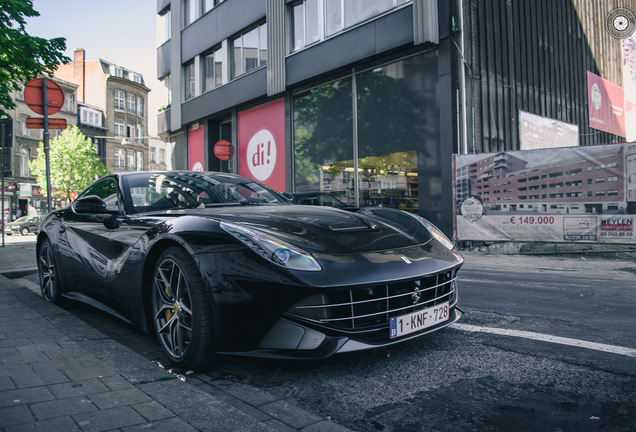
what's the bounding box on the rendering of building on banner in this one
[454,143,636,244]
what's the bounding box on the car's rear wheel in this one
[152,247,216,370]
[21,227,29,236]
[38,239,62,304]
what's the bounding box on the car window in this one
[80,179,120,212]
[122,172,288,213]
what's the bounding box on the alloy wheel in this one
[38,241,56,302]
[152,258,194,361]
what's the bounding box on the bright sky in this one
[25,0,168,135]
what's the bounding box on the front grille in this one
[287,267,459,331]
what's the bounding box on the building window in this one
[127,149,136,170]
[150,147,156,163]
[231,23,267,79]
[137,96,144,116]
[18,148,30,177]
[137,124,143,141]
[293,50,437,213]
[159,148,166,165]
[114,120,125,137]
[114,90,125,110]
[161,75,172,107]
[127,123,136,139]
[203,46,224,92]
[183,0,197,27]
[184,60,195,100]
[157,7,171,46]
[292,0,320,51]
[202,0,224,14]
[127,94,136,113]
[114,148,126,169]
[292,0,409,52]
[64,93,75,112]
[93,138,103,156]
[136,151,144,171]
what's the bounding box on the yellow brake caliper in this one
[164,286,174,321]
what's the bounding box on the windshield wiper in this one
[204,202,242,207]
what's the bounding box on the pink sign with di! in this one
[238,99,286,191]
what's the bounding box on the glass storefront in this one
[293,78,354,204]
[292,50,441,222]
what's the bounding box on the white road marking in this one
[451,323,636,358]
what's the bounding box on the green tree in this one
[0,0,69,118]
[30,127,109,201]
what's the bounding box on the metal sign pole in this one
[1,121,5,247]
[43,77,52,213]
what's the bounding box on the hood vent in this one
[328,217,379,232]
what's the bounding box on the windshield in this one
[122,172,289,213]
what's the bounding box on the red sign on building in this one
[587,71,626,137]
[238,99,285,191]
[188,126,205,171]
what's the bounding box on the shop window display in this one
[292,51,441,221]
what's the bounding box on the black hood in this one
[188,205,435,255]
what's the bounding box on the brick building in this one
[55,49,151,173]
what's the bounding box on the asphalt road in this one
[18,249,636,432]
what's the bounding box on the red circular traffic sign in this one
[214,140,234,161]
[24,78,65,115]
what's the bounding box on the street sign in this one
[24,78,65,115]
[26,118,67,129]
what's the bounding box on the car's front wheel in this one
[38,239,62,304]
[152,247,216,370]
[21,227,29,236]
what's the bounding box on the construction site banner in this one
[453,143,636,244]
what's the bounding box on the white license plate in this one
[389,302,450,339]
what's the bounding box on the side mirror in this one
[72,195,119,215]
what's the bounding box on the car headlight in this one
[220,221,322,272]
[407,213,455,251]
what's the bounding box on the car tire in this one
[152,246,216,370]
[21,227,29,236]
[38,239,63,304]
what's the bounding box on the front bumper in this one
[222,306,462,359]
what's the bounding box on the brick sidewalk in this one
[0,241,352,432]
[0,239,37,278]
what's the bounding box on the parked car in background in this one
[5,215,43,236]
[290,192,356,209]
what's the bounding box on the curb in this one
[0,267,37,278]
